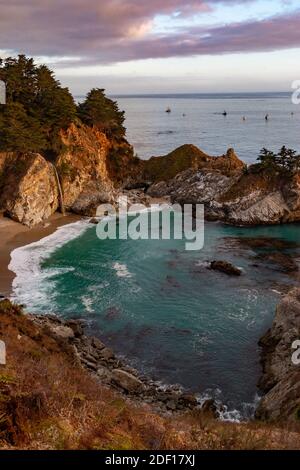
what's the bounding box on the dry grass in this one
[0,300,300,450]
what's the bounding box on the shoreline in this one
[1,210,299,422]
[0,213,82,297]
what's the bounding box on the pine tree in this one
[0,103,47,152]
[0,55,76,154]
[78,88,126,138]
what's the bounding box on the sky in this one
[0,0,300,94]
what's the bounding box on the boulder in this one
[99,347,115,361]
[49,325,75,340]
[179,393,198,408]
[209,260,242,276]
[111,369,144,393]
[65,320,84,338]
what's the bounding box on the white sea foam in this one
[81,295,95,313]
[197,389,261,423]
[9,220,90,311]
[112,262,133,278]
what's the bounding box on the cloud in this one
[0,1,299,66]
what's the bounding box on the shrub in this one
[255,146,300,174]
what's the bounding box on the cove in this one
[10,219,300,420]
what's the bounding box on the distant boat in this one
[222,110,227,116]
[165,107,171,113]
[265,114,269,121]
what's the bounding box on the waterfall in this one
[52,163,66,216]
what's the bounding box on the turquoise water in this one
[11,220,300,419]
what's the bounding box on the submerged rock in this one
[89,217,99,224]
[233,237,300,251]
[209,260,242,276]
[255,252,299,274]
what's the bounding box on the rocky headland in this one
[2,138,300,228]
[144,145,300,226]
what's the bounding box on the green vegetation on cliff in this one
[0,56,127,157]
[78,88,125,139]
[0,56,76,154]
[253,146,300,174]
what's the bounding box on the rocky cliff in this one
[145,145,300,226]
[0,123,138,225]
[255,288,300,422]
[1,138,300,227]
[0,152,59,226]
[56,123,117,216]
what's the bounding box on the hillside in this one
[0,299,299,450]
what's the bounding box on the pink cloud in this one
[0,1,299,65]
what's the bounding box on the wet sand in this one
[0,213,81,297]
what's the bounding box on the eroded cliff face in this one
[146,146,300,226]
[56,123,117,216]
[0,123,137,225]
[256,288,300,422]
[0,152,59,226]
[1,136,300,227]
[56,123,140,216]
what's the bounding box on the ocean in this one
[116,92,299,162]
[9,93,300,421]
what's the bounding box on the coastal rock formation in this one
[2,138,300,227]
[256,288,300,421]
[0,152,59,226]
[209,260,242,276]
[0,123,139,225]
[56,123,117,215]
[146,145,300,226]
[31,311,200,412]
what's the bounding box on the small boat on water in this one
[165,107,171,113]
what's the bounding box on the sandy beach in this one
[0,213,82,297]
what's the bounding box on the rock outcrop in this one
[209,260,242,276]
[256,288,300,421]
[0,152,59,226]
[146,145,300,226]
[0,123,138,225]
[56,123,117,215]
[1,138,300,227]
[31,311,200,413]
